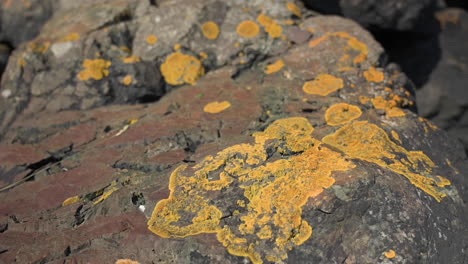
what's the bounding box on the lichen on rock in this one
[160,52,205,85]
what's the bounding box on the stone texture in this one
[415,8,468,152]
[301,0,442,31]
[0,1,467,264]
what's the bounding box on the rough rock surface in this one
[301,0,442,31]
[0,1,468,264]
[414,8,468,151]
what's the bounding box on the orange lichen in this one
[199,51,208,59]
[391,130,402,144]
[121,55,141,64]
[287,2,302,17]
[28,41,51,54]
[160,52,205,85]
[359,95,371,104]
[364,67,385,82]
[93,184,119,205]
[302,74,344,96]
[148,117,355,263]
[203,101,231,114]
[201,21,220,40]
[146,35,158,45]
[237,20,260,38]
[62,196,80,206]
[265,59,285,74]
[257,14,283,38]
[309,32,369,64]
[115,259,140,264]
[77,59,112,81]
[173,43,182,51]
[325,103,362,126]
[372,96,406,117]
[60,32,80,42]
[384,250,396,259]
[435,11,460,28]
[122,75,133,85]
[445,159,460,175]
[322,121,449,202]
[120,46,131,53]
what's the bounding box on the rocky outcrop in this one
[301,0,442,31]
[416,8,468,151]
[0,1,467,264]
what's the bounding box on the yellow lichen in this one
[173,43,182,51]
[146,35,158,45]
[122,75,133,85]
[148,117,355,264]
[322,121,448,202]
[237,20,260,38]
[199,51,208,59]
[77,59,112,81]
[265,59,285,74]
[391,130,402,144]
[115,259,140,264]
[121,55,141,64]
[201,21,220,40]
[60,32,80,42]
[287,2,302,17]
[325,103,362,126]
[303,74,344,96]
[364,67,385,82]
[62,196,80,206]
[445,158,460,175]
[203,101,231,114]
[309,32,369,64]
[384,250,396,259]
[359,95,371,104]
[28,41,51,54]
[93,185,119,205]
[371,96,406,117]
[257,14,283,39]
[160,52,205,85]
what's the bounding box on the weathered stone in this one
[415,8,468,152]
[302,0,442,31]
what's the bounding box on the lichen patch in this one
[160,52,205,85]
[201,21,220,40]
[237,20,260,38]
[146,35,158,45]
[302,74,344,96]
[364,67,384,83]
[203,101,231,114]
[148,117,354,264]
[257,14,282,39]
[322,121,449,202]
[77,59,112,81]
[265,59,285,74]
[325,103,362,126]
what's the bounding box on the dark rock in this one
[415,8,468,152]
[0,0,55,47]
[302,0,442,32]
[0,1,467,264]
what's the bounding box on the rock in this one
[0,0,55,47]
[0,1,467,264]
[415,8,468,152]
[302,0,442,32]
[0,0,308,138]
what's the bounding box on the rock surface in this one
[0,1,467,264]
[301,0,442,31]
[415,8,468,152]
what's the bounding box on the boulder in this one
[0,1,467,264]
[301,0,442,31]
